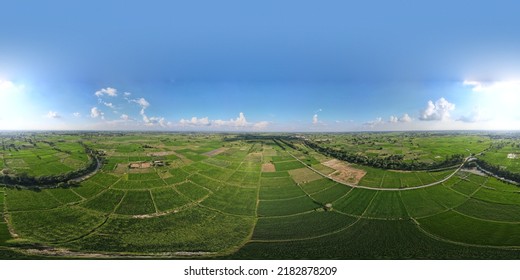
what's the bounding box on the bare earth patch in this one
[203,147,229,157]
[148,151,177,157]
[288,167,322,184]
[322,159,367,185]
[262,163,276,172]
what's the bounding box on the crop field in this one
[2,131,520,259]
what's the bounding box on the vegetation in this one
[1,131,520,259]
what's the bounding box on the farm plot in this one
[10,206,105,243]
[5,189,61,211]
[472,188,520,205]
[259,177,304,200]
[150,187,191,212]
[115,191,156,215]
[483,177,520,192]
[257,196,321,217]
[273,160,305,171]
[82,189,125,213]
[333,188,378,216]
[67,207,255,253]
[301,178,338,194]
[449,179,481,196]
[455,199,520,222]
[112,179,166,190]
[322,159,367,185]
[260,171,289,178]
[423,184,468,208]
[200,185,257,216]
[364,191,408,219]
[253,211,357,240]
[45,188,83,204]
[400,188,447,218]
[128,172,161,181]
[175,181,211,202]
[74,181,107,199]
[288,167,322,184]
[419,210,520,246]
[310,184,351,204]
[164,168,190,185]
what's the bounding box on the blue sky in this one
[1,1,520,131]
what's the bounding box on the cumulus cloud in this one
[131,97,150,109]
[180,117,210,126]
[120,114,130,121]
[419,97,455,121]
[72,112,81,117]
[90,107,104,119]
[46,111,61,119]
[214,112,248,127]
[400,113,412,122]
[389,116,398,123]
[124,92,132,96]
[178,112,269,130]
[363,117,384,127]
[95,87,118,97]
[102,102,115,109]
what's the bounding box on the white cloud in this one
[73,112,81,117]
[131,97,150,108]
[312,114,319,124]
[120,114,130,121]
[214,112,248,127]
[94,87,118,97]
[399,113,412,122]
[90,107,104,119]
[180,117,210,126]
[46,111,61,119]
[253,121,270,129]
[124,92,132,96]
[363,117,384,127]
[389,116,398,123]
[102,102,115,109]
[419,97,455,121]
[178,112,269,130]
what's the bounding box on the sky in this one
[1,0,520,132]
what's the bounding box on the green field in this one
[2,131,520,259]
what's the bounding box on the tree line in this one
[303,139,465,171]
[474,159,520,184]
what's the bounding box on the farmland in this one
[2,131,520,259]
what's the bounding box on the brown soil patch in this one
[262,163,276,172]
[322,159,367,185]
[203,147,229,157]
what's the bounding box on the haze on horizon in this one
[1,1,520,132]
